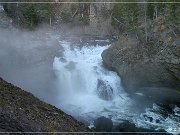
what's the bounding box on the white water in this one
[53,40,135,124]
[134,104,180,134]
[52,39,180,134]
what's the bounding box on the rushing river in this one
[0,28,179,134]
[0,4,179,133]
[53,40,134,124]
[52,39,180,134]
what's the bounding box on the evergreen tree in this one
[112,0,139,32]
[3,0,53,29]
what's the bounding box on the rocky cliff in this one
[102,17,180,104]
[0,77,90,132]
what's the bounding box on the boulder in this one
[94,116,113,132]
[97,79,113,101]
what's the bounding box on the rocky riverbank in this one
[102,19,180,104]
[0,77,91,132]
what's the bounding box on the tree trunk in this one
[49,17,51,26]
[144,4,147,42]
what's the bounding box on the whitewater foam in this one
[53,40,133,123]
[133,104,180,134]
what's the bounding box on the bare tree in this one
[144,3,148,42]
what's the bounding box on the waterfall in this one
[52,40,180,134]
[53,40,133,122]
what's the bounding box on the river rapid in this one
[52,36,180,134]
[0,29,179,134]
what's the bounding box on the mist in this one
[0,25,138,123]
[0,26,62,105]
